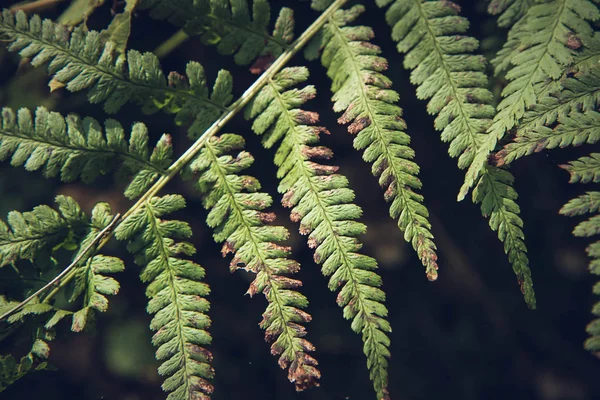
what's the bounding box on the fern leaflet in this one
[378,0,535,306]
[559,157,600,352]
[314,5,438,280]
[0,10,233,139]
[560,153,600,184]
[140,0,294,67]
[115,195,214,400]
[0,195,87,268]
[495,109,600,166]
[461,0,600,197]
[246,67,391,399]
[0,107,172,199]
[488,0,532,28]
[69,202,124,332]
[192,133,319,390]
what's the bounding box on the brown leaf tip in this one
[288,353,321,391]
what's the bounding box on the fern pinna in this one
[115,195,214,399]
[192,133,320,390]
[0,0,600,399]
[245,66,391,399]
[376,0,535,307]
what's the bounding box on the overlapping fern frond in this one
[311,5,438,280]
[0,107,172,199]
[496,67,600,166]
[377,0,535,307]
[141,0,294,67]
[559,155,600,352]
[1,197,123,328]
[377,0,495,170]
[0,195,86,268]
[0,196,123,370]
[462,0,600,195]
[245,67,391,399]
[115,195,214,400]
[192,133,319,391]
[68,202,124,332]
[0,10,233,139]
[488,0,532,28]
[0,353,47,392]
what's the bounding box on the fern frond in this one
[140,0,294,67]
[315,5,438,280]
[473,166,535,307]
[488,0,532,28]
[559,158,600,352]
[560,153,600,184]
[246,67,391,399]
[377,0,495,171]
[584,238,600,351]
[0,354,47,392]
[115,195,214,400]
[0,195,88,268]
[377,0,534,306]
[192,134,320,391]
[561,192,600,216]
[506,66,600,151]
[495,109,600,166]
[491,9,531,76]
[0,10,233,138]
[0,107,172,199]
[461,0,600,196]
[69,202,124,332]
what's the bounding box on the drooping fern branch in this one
[495,67,600,166]
[246,67,391,399]
[488,0,533,28]
[115,195,214,400]
[0,195,86,268]
[312,5,438,280]
[0,107,172,199]
[377,0,535,306]
[0,197,123,362]
[0,10,233,139]
[140,0,294,68]
[462,0,600,196]
[559,154,600,352]
[192,133,320,391]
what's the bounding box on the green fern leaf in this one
[461,0,600,197]
[0,196,88,268]
[559,158,600,352]
[0,107,172,199]
[69,203,124,332]
[473,166,535,308]
[246,67,391,400]
[495,109,600,166]
[316,5,438,280]
[0,354,47,392]
[377,0,495,171]
[378,0,535,306]
[488,0,532,28]
[0,10,233,138]
[560,153,600,184]
[192,133,320,390]
[584,238,600,351]
[7,302,54,324]
[140,0,294,67]
[561,192,600,216]
[497,67,600,166]
[115,195,214,400]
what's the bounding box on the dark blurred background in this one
[1,1,599,399]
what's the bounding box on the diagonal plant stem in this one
[0,0,349,322]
